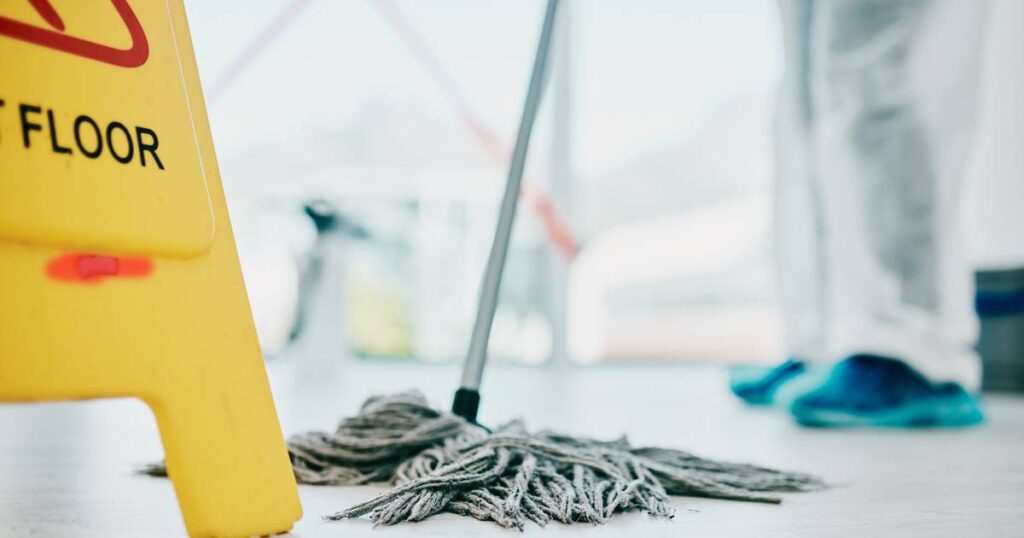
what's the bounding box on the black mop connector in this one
[451,388,481,423]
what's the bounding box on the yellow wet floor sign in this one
[0,1,302,536]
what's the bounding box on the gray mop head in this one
[144,391,824,528]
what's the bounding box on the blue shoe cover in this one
[730,359,808,406]
[789,355,984,428]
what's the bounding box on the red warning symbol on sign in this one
[0,0,149,67]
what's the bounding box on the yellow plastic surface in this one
[0,2,302,536]
[0,0,214,258]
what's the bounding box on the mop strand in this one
[143,391,824,528]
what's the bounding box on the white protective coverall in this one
[775,0,989,389]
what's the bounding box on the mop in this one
[283,391,823,528]
[146,0,823,527]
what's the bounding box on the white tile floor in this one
[1,361,1023,537]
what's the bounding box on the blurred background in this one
[182,0,1024,369]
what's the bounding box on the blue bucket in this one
[976,267,1024,392]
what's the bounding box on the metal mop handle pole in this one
[453,0,560,423]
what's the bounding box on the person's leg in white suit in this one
[733,0,988,427]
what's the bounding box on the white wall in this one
[965,0,1024,270]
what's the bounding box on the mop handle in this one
[453,0,560,422]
